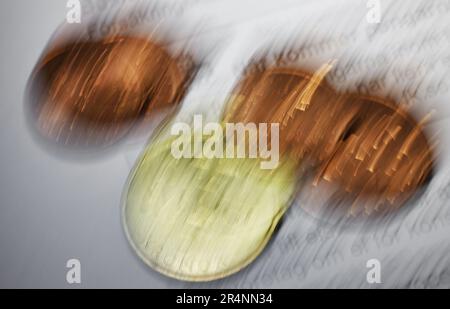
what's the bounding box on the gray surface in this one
[0,0,172,288]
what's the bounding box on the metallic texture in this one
[227,65,434,217]
[27,32,193,149]
[123,133,297,281]
[225,66,345,167]
[311,95,434,216]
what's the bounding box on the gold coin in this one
[122,129,297,281]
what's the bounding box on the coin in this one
[311,95,435,217]
[27,31,193,150]
[122,130,297,281]
[225,65,348,168]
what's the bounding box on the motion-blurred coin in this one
[226,64,435,217]
[123,129,297,281]
[27,30,194,150]
[225,64,351,168]
[310,95,435,217]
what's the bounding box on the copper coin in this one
[226,65,350,167]
[27,32,193,149]
[311,95,434,217]
[226,65,435,217]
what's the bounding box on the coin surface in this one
[226,65,348,168]
[123,131,297,281]
[226,65,435,217]
[27,32,192,149]
[310,95,435,217]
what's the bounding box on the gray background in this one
[0,0,171,288]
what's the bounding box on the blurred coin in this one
[27,30,194,150]
[226,65,349,168]
[310,95,435,217]
[123,130,297,281]
[226,64,435,218]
